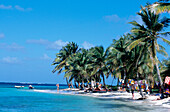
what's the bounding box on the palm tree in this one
[106,51,121,86]
[128,44,152,98]
[127,8,170,97]
[90,46,109,89]
[64,48,93,89]
[144,0,170,14]
[52,42,79,87]
[109,34,132,84]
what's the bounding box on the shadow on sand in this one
[95,98,155,111]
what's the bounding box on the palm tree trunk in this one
[134,47,145,98]
[93,78,96,88]
[123,69,127,88]
[155,63,164,98]
[82,76,85,89]
[78,82,80,88]
[117,77,120,87]
[101,73,106,89]
[66,77,69,88]
[74,78,78,88]
[70,81,74,88]
[82,80,84,89]
[123,69,126,82]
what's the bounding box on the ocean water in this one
[0,82,169,112]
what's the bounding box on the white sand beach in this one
[33,89,170,109]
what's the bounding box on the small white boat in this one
[29,85,34,89]
[14,86,24,89]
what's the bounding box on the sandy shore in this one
[33,88,170,109]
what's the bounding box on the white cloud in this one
[0,33,5,39]
[27,39,68,50]
[0,43,24,51]
[15,5,25,11]
[1,56,20,64]
[15,5,32,11]
[26,39,50,45]
[0,4,12,9]
[40,54,52,60]
[0,4,32,11]
[103,14,121,22]
[47,40,68,50]
[82,41,94,49]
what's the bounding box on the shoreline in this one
[33,88,170,109]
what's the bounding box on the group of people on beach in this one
[121,81,170,100]
[55,77,170,101]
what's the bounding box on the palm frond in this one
[157,49,168,57]
[155,3,170,14]
[160,37,170,45]
[126,38,146,51]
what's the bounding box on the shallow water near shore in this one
[0,83,169,112]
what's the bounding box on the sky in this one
[0,0,169,84]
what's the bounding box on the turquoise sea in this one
[0,82,169,112]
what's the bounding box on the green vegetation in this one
[52,5,170,97]
[145,0,170,14]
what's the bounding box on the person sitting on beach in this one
[98,84,102,90]
[94,83,100,91]
[94,87,100,91]
[122,83,126,91]
[152,93,164,101]
[84,87,93,92]
[131,83,135,99]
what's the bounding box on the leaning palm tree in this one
[52,42,79,87]
[127,7,170,97]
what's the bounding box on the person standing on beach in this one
[131,83,135,99]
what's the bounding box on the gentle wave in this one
[33,89,77,95]
[33,89,58,93]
